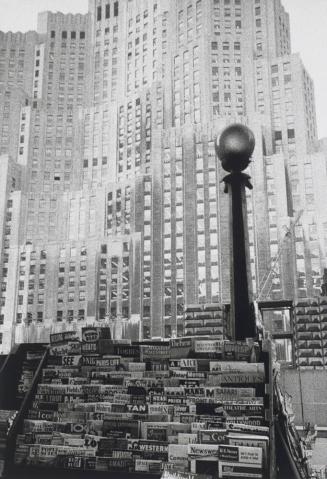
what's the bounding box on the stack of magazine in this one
[14,329,270,478]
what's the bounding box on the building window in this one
[97,6,102,21]
[114,1,118,16]
[287,129,295,139]
[275,131,282,141]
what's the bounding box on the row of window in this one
[97,2,119,21]
[50,31,86,40]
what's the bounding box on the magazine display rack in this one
[0,328,279,479]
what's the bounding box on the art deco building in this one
[0,0,325,352]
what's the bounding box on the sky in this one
[0,0,326,138]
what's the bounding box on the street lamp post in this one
[216,123,257,340]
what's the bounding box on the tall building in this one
[0,0,325,352]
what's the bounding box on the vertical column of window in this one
[175,146,184,330]
[152,11,159,82]
[235,0,242,31]
[16,251,26,324]
[57,248,66,322]
[187,5,193,42]
[110,256,118,320]
[67,251,76,321]
[78,31,86,104]
[111,25,118,99]
[116,188,122,234]
[143,180,152,328]
[53,111,63,190]
[92,111,100,169]
[183,51,190,124]
[107,192,113,234]
[26,197,35,241]
[99,245,108,319]
[145,95,151,164]
[17,48,25,87]
[47,197,56,239]
[271,64,282,137]
[36,251,46,320]
[67,248,77,320]
[213,0,220,36]
[83,114,91,185]
[265,164,276,296]
[265,162,281,297]
[127,35,133,93]
[234,42,243,115]
[196,143,206,301]
[173,55,181,127]
[309,221,321,295]
[33,47,41,103]
[94,48,101,103]
[122,242,130,319]
[178,10,184,45]
[161,11,168,78]
[124,186,131,234]
[135,31,141,91]
[102,109,110,159]
[254,1,263,57]
[208,142,219,302]
[156,85,163,127]
[245,176,257,296]
[222,42,231,114]
[67,35,76,109]
[163,150,172,331]
[0,199,13,310]
[126,102,133,174]
[78,246,87,317]
[143,10,149,86]
[295,218,307,296]
[271,65,282,151]
[223,0,232,35]
[211,42,219,117]
[47,34,55,109]
[118,106,125,176]
[256,64,265,113]
[103,30,110,100]
[196,0,202,35]
[193,47,200,124]
[135,99,141,170]
[27,251,37,321]
[1,97,11,154]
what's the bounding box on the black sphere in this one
[215,123,255,173]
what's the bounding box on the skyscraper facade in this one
[0,0,325,353]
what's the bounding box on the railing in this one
[3,346,49,478]
[0,343,47,410]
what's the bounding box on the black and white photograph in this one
[0,0,326,477]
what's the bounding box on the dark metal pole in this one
[216,124,257,340]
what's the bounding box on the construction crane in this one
[257,209,304,301]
